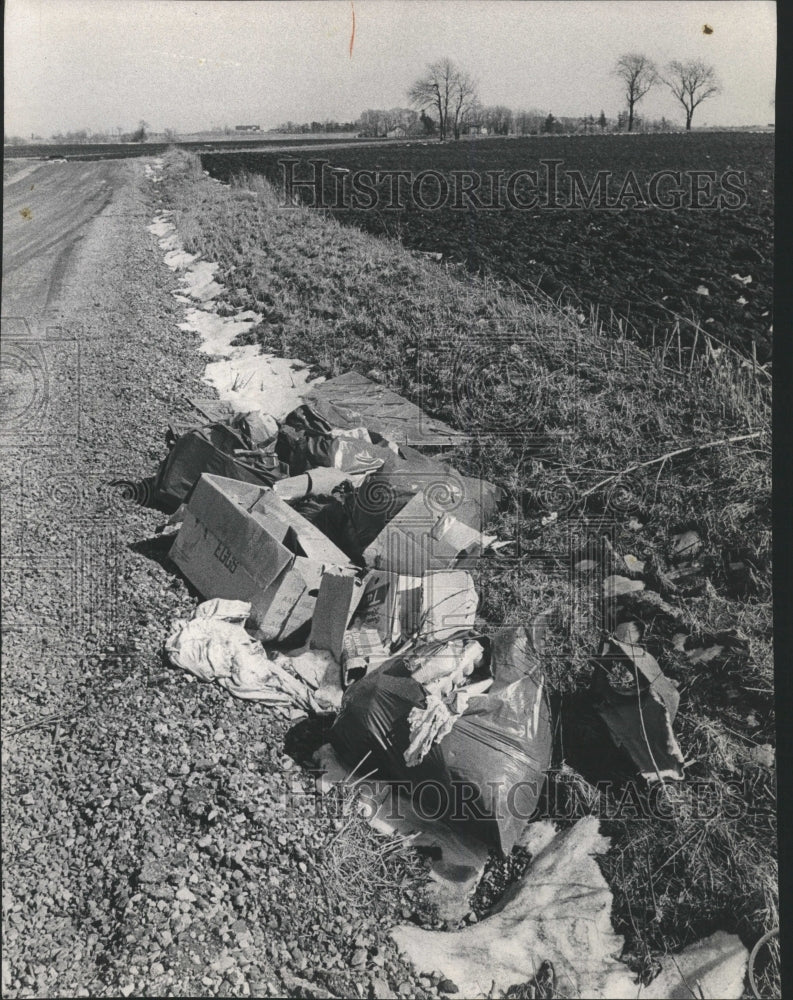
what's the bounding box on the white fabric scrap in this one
[166,600,319,711]
[390,816,749,999]
[404,694,457,767]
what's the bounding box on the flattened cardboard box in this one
[171,474,351,639]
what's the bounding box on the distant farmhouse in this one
[386,125,407,139]
[235,125,261,133]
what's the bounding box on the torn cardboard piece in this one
[595,638,685,782]
[418,570,478,641]
[251,557,327,643]
[304,371,471,448]
[309,571,366,662]
[363,492,496,576]
[351,570,421,650]
[350,569,478,651]
[390,816,749,999]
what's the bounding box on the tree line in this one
[404,54,722,141]
[613,54,720,131]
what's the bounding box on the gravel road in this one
[2,160,126,325]
[1,160,437,999]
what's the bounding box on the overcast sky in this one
[4,0,776,137]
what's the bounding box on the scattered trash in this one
[613,621,642,644]
[594,636,685,782]
[304,371,470,448]
[686,643,725,663]
[748,743,774,768]
[671,529,702,560]
[623,553,645,573]
[603,574,645,597]
[390,817,749,999]
[341,627,391,685]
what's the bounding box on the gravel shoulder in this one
[1,160,435,999]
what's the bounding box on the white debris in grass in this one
[148,194,326,420]
[180,260,224,301]
[390,816,749,999]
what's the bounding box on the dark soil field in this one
[201,133,774,360]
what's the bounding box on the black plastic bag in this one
[153,423,287,511]
[329,626,552,854]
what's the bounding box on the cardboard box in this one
[171,474,352,641]
[419,570,478,641]
[353,570,421,648]
[350,568,477,648]
[341,627,391,685]
[362,492,496,576]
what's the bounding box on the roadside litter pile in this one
[137,166,754,997]
[156,376,550,838]
[152,374,688,817]
[133,376,749,997]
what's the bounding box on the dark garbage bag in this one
[153,422,287,512]
[329,626,552,854]
[295,490,367,566]
[275,404,343,474]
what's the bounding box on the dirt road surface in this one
[2,160,126,329]
[1,158,225,996]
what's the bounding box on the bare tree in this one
[613,53,658,132]
[408,58,478,141]
[664,59,721,130]
[450,69,478,139]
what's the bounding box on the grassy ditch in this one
[158,150,775,992]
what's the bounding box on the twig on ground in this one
[577,432,764,503]
[3,712,74,737]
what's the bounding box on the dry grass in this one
[158,149,776,995]
[314,780,428,914]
